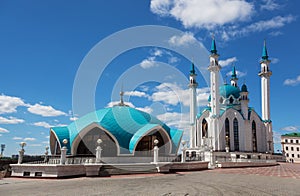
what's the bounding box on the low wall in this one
[217,161,278,168]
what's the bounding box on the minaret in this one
[258,40,273,153]
[230,66,238,87]
[208,37,221,150]
[189,61,198,148]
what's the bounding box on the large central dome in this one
[50,106,183,155]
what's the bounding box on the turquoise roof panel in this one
[51,127,71,154]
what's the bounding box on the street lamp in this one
[18,142,26,164]
[0,144,5,158]
[95,138,103,163]
[153,139,159,163]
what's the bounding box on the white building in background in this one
[281,133,300,163]
[189,38,274,154]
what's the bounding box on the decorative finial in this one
[190,57,196,75]
[224,75,227,84]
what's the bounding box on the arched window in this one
[252,121,257,152]
[229,97,234,104]
[225,118,230,150]
[233,118,239,151]
[202,119,208,138]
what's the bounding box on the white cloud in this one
[152,48,163,57]
[24,137,36,141]
[168,32,196,47]
[157,112,190,131]
[222,15,295,40]
[219,57,238,67]
[0,127,9,133]
[13,137,23,140]
[0,116,25,124]
[260,0,280,11]
[280,126,298,132]
[269,31,283,37]
[106,101,135,108]
[28,104,67,117]
[33,121,52,129]
[151,0,253,29]
[226,70,247,78]
[168,56,179,64]
[283,75,300,86]
[124,91,149,98]
[136,106,154,114]
[70,116,79,121]
[140,57,158,69]
[42,141,49,144]
[0,94,27,114]
[151,83,209,107]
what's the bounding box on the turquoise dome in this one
[220,84,240,98]
[208,84,241,101]
[51,106,182,154]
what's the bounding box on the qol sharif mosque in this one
[188,38,273,155]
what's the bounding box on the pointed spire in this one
[231,65,237,79]
[262,39,269,60]
[190,61,196,75]
[210,35,217,54]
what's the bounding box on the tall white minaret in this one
[258,40,273,153]
[189,62,198,148]
[208,37,221,150]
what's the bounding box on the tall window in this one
[202,119,208,138]
[225,118,230,150]
[233,118,239,151]
[252,121,257,152]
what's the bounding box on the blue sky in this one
[0,0,299,155]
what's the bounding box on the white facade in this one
[281,134,300,163]
[189,39,273,153]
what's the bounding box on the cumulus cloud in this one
[219,57,238,67]
[28,104,67,117]
[157,112,190,131]
[0,127,9,133]
[0,94,27,114]
[139,57,158,69]
[151,83,209,107]
[283,75,300,86]
[135,106,154,114]
[168,32,196,47]
[280,126,298,132]
[33,121,52,129]
[124,91,149,98]
[0,116,25,124]
[151,0,253,29]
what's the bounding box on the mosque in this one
[188,38,274,155]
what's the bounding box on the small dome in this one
[219,84,240,98]
[241,84,248,92]
[208,84,240,101]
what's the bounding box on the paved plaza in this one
[0,163,299,196]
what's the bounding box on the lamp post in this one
[60,139,68,165]
[153,139,159,164]
[18,142,26,164]
[95,139,103,163]
[181,140,187,163]
[44,146,49,163]
[0,144,5,158]
[225,136,229,153]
